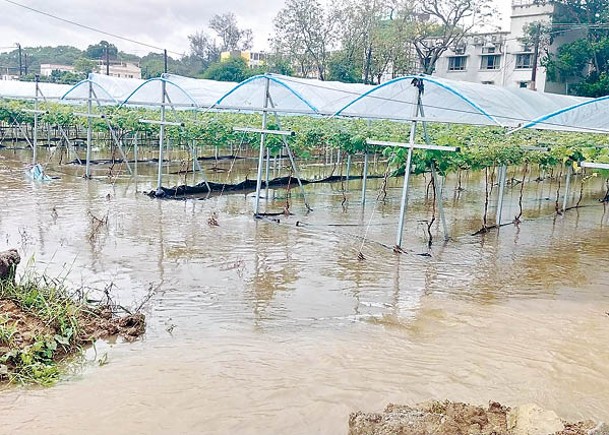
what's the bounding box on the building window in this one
[519,81,529,88]
[448,56,467,71]
[515,53,533,69]
[480,55,501,70]
[481,81,495,85]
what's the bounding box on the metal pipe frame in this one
[366,140,460,153]
[141,119,184,127]
[233,127,294,136]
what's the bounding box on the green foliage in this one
[85,41,118,60]
[74,58,99,75]
[202,57,251,82]
[0,45,84,77]
[327,51,362,83]
[265,54,294,76]
[544,0,609,96]
[4,97,609,179]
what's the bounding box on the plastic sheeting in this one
[0,80,71,101]
[514,95,609,133]
[0,72,605,132]
[213,74,371,114]
[62,74,145,104]
[334,75,587,128]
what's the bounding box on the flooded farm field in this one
[1,146,609,434]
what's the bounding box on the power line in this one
[2,0,184,57]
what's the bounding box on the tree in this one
[336,0,418,84]
[543,0,609,96]
[265,53,294,76]
[188,31,220,73]
[85,41,118,60]
[74,57,98,75]
[0,45,84,77]
[48,70,83,84]
[209,13,253,52]
[271,0,338,80]
[327,50,361,83]
[187,13,251,75]
[202,56,250,82]
[410,0,495,74]
[140,52,167,79]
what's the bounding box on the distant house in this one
[220,51,266,69]
[40,64,75,77]
[96,61,141,79]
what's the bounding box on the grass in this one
[0,273,92,385]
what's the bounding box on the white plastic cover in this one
[213,74,371,115]
[61,74,145,104]
[335,76,588,128]
[0,73,604,133]
[163,74,237,108]
[515,95,609,133]
[0,80,71,101]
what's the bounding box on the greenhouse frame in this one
[2,72,609,248]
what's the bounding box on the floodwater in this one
[1,145,609,434]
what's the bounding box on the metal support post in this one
[361,152,369,205]
[85,80,93,178]
[265,146,271,199]
[562,164,572,213]
[156,80,166,190]
[496,165,507,226]
[395,88,422,249]
[33,77,39,165]
[134,132,138,180]
[395,126,416,248]
[254,77,270,216]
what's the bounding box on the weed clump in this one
[0,273,145,385]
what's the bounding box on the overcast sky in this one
[0,0,513,57]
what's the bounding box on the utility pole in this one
[530,22,541,91]
[16,43,22,77]
[164,49,168,74]
[23,53,28,75]
[105,44,110,75]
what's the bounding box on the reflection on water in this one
[1,147,609,434]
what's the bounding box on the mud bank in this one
[349,401,609,435]
[0,286,145,384]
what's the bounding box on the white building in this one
[97,61,141,79]
[432,0,577,93]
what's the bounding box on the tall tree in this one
[333,0,417,84]
[543,0,609,96]
[209,13,253,52]
[85,40,118,60]
[187,12,252,75]
[188,30,220,71]
[271,0,338,80]
[410,0,494,74]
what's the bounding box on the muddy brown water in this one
[1,146,609,434]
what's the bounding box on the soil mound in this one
[349,401,609,435]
